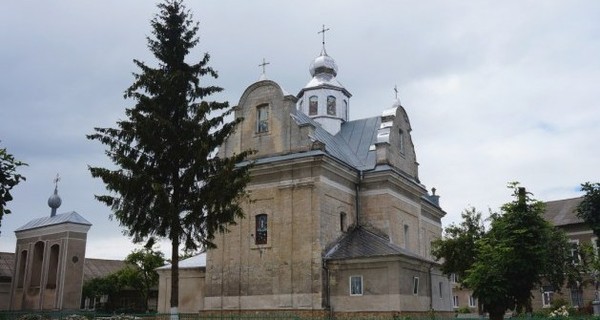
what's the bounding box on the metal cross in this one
[258,58,270,74]
[318,24,330,46]
[53,173,61,190]
[394,85,399,100]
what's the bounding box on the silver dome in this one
[309,50,338,77]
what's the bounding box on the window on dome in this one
[255,214,268,245]
[309,96,318,115]
[256,104,269,133]
[327,96,336,115]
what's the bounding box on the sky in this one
[1,1,599,260]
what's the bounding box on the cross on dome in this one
[318,24,330,52]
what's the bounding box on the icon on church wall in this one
[327,96,336,115]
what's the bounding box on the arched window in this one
[309,96,318,115]
[31,241,45,287]
[340,212,347,232]
[255,214,268,245]
[47,244,60,289]
[327,96,336,115]
[256,104,269,133]
[17,250,27,288]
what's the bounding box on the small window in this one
[453,295,459,308]
[350,275,363,296]
[439,282,444,298]
[309,96,318,115]
[256,104,269,133]
[340,212,347,232]
[569,240,580,264]
[327,95,336,115]
[571,288,583,308]
[255,214,268,245]
[542,286,554,308]
[469,295,477,308]
[450,273,459,284]
[412,276,419,295]
[399,129,405,153]
[404,224,409,249]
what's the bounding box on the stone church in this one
[157,41,453,317]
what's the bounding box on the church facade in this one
[157,44,453,317]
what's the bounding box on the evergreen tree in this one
[87,0,252,314]
[0,142,27,234]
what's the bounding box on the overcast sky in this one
[1,1,599,260]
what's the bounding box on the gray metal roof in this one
[291,111,380,171]
[15,211,92,232]
[0,252,126,282]
[324,226,434,263]
[543,197,584,227]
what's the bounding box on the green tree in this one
[87,0,252,314]
[464,185,572,320]
[432,207,485,283]
[577,182,600,248]
[119,248,165,311]
[82,272,123,311]
[0,143,27,234]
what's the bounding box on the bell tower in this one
[297,25,352,135]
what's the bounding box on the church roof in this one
[543,197,584,227]
[0,252,15,281]
[0,252,126,282]
[15,211,92,232]
[83,258,126,282]
[156,253,206,270]
[324,227,434,263]
[291,111,379,171]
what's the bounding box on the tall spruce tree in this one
[87,0,252,314]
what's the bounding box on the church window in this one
[453,295,459,308]
[31,241,45,287]
[439,281,444,298]
[340,212,347,232]
[309,96,318,115]
[399,129,405,153]
[327,95,336,115]
[47,244,60,289]
[255,214,268,245]
[350,275,363,296]
[17,250,27,288]
[413,276,420,295]
[256,104,269,133]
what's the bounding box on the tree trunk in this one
[170,237,179,320]
[488,305,505,320]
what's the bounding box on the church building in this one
[157,36,453,317]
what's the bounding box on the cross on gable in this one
[258,58,270,74]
